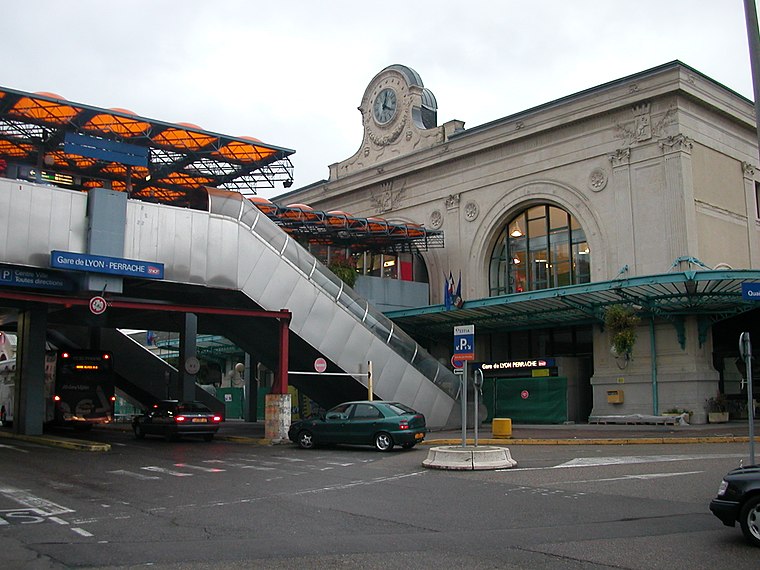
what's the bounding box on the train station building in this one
[1,60,760,433]
[275,62,760,425]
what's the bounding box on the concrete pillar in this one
[265,393,290,442]
[14,306,47,435]
[178,313,197,402]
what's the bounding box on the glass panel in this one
[549,206,568,231]
[490,204,592,295]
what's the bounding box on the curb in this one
[423,436,760,446]
[0,429,110,452]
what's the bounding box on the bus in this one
[0,349,115,428]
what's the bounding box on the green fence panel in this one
[216,387,244,419]
[491,376,567,424]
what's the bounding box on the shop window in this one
[489,204,591,295]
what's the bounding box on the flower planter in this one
[708,411,729,423]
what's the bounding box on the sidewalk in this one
[2,419,758,451]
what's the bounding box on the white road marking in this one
[141,466,192,477]
[0,444,29,453]
[108,469,160,480]
[501,452,746,472]
[555,453,745,468]
[0,485,73,515]
[71,527,93,537]
[174,463,225,473]
[48,516,69,525]
[559,470,704,484]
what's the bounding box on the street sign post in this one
[739,332,755,465]
[453,325,475,447]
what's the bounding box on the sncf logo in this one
[147,266,161,275]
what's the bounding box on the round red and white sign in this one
[89,296,108,315]
[450,355,464,369]
[314,357,327,373]
[520,390,530,400]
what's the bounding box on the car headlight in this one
[717,480,729,496]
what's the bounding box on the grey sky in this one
[1,1,754,197]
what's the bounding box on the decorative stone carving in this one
[658,133,693,153]
[588,168,608,192]
[464,201,479,221]
[608,147,631,167]
[430,209,443,229]
[632,103,651,142]
[370,180,405,213]
[445,193,460,210]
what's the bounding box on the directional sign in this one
[742,282,760,301]
[453,324,475,361]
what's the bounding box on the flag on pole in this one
[453,272,463,308]
[444,272,452,310]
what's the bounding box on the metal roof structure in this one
[385,270,760,341]
[249,198,443,254]
[0,86,295,207]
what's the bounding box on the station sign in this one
[453,324,475,361]
[51,250,164,280]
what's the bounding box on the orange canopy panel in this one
[84,108,151,137]
[10,92,81,124]
[248,196,278,215]
[152,123,217,150]
[0,85,295,206]
[282,203,321,222]
[214,138,277,162]
[325,210,351,228]
[0,140,34,158]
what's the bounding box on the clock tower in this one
[331,65,462,180]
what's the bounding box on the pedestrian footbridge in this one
[0,179,460,428]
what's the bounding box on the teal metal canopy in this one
[385,270,760,337]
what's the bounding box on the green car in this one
[288,400,427,451]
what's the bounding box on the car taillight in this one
[175,415,187,423]
[110,396,116,402]
[212,415,222,423]
[53,395,61,402]
[399,419,409,430]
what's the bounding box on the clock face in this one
[373,87,397,125]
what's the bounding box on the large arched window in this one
[489,204,590,296]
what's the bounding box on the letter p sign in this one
[453,324,475,361]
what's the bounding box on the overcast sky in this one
[1,1,756,198]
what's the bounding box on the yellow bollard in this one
[492,418,512,438]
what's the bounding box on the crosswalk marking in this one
[108,470,160,480]
[174,463,225,473]
[141,466,192,477]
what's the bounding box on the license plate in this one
[415,432,424,439]
[192,418,207,423]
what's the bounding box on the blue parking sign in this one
[454,324,475,361]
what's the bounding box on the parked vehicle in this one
[288,400,426,452]
[132,400,222,441]
[709,464,760,547]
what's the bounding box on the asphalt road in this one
[0,428,758,569]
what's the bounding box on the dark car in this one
[132,400,222,441]
[288,400,426,452]
[709,463,760,547]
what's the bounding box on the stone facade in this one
[276,62,760,423]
